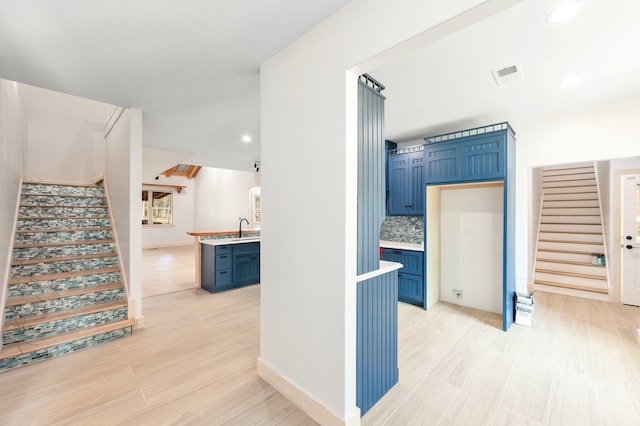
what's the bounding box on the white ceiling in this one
[371,0,640,143]
[2,1,639,169]
[0,0,351,171]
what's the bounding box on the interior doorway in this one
[141,245,196,298]
[621,174,640,306]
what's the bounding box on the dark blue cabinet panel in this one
[387,151,424,215]
[398,272,423,304]
[424,142,461,183]
[381,248,424,307]
[461,134,505,181]
[233,251,260,286]
[381,248,423,276]
[201,241,260,292]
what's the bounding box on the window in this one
[142,190,173,225]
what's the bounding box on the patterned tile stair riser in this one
[8,272,121,297]
[12,243,116,262]
[11,256,119,278]
[18,218,111,230]
[4,288,126,320]
[19,206,109,218]
[16,229,114,245]
[2,307,128,345]
[0,327,132,372]
[21,195,106,207]
[21,184,105,197]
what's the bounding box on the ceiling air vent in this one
[492,63,523,86]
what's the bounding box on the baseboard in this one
[0,176,23,340]
[135,315,145,330]
[256,357,361,426]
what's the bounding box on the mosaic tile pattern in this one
[380,216,424,244]
[200,231,261,241]
[19,206,109,218]
[11,256,119,279]
[21,194,106,207]
[18,217,111,230]
[4,288,126,320]
[21,183,105,197]
[12,243,116,261]
[2,307,128,345]
[16,229,113,245]
[0,326,132,372]
[8,272,121,298]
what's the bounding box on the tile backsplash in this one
[379,216,423,244]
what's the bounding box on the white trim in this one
[593,162,613,300]
[534,284,609,301]
[257,357,361,426]
[356,261,402,283]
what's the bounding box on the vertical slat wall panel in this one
[356,271,399,416]
[357,80,385,275]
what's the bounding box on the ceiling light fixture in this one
[241,135,252,143]
[561,74,582,88]
[546,1,584,23]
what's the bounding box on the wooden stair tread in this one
[538,239,602,245]
[0,318,135,360]
[541,213,601,217]
[539,231,602,235]
[535,280,608,294]
[22,194,105,199]
[11,252,117,267]
[23,181,103,188]
[537,248,598,255]
[3,300,127,331]
[20,205,107,209]
[541,222,602,225]
[542,176,595,182]
[542,206,600,209]
[14,239,115,249]
[536,258,596,266]
[535,269,606,280]
[16,227,111,234]
[9,267,120,285]
[6,282,124,306]
[18,216,110,220]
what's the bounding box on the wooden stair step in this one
[9,267,120,285]
[5,282,124,306]
[0,318,136,360]
[15,227,111,234]
[539,230,602,235]
[13,239,115,249]
[540,222,602,225]
[539,239,602,245]
[3,300,127,332]
[536,258,595,266]
[20,205,108,209]
[535,280,608,294]
[23,181,103,188]
[22,194,106,199]
[11,252,117,267]
[535,269,606,280]
[537,248,598,255]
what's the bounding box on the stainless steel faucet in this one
[239,217,250,238]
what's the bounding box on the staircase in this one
[0,182,135,371]
[533,164,609,298]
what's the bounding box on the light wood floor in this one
[141,244,196,298]
[1,246,638,425]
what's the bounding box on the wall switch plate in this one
[453,289,463,299]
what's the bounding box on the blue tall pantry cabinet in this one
[423,123,516,331]
[387,149,425,215]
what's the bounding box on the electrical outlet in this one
[453,289,463,299]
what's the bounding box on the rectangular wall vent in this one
[492,63,523,85]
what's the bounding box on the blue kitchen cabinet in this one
[381,248,424,306]
[201,241,260,292]
[387,150,424,215]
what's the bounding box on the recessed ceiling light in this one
[546,1,584,23]
[241,135,252,143]
[561,74,582,88]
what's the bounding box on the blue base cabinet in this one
[201,242,260,292]
[381,248,424,306]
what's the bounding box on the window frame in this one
[142,188,175,227]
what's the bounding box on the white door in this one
[622,174,640,306]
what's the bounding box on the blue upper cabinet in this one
[388,150,424,215]
[424,124,513,184]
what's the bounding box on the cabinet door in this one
[201,244,215,291]
[406,151,425,215]
[424,141,461,184]
[387,154,408,215]
[398,272,423,305]
[381,248,423,276]
[233,251,260,286]
[460,133,505,181]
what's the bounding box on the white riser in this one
[539,223,602,234]
[541,215,601,224]
[543,179,596,188]
[544,192,598,201]
[536,261,607,277]
[534,284,609,301]
[539,232,603,243]
[543,167,594,176]
[534,272,607,289]
[537,241,604,253]
[537,250,594,263]
[543,199,600,208]
[543,172,595,183]
[542,207,601,216]
[544,186,598,194]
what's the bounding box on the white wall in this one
[23,85,109,184]
[516,95,640,295]
[259,0,514,422]
[105,109,143,324]
[0,79,26,331]
[440,185,503,314]
[193,166,259,232]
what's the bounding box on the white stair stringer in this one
[534,164,610,298]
